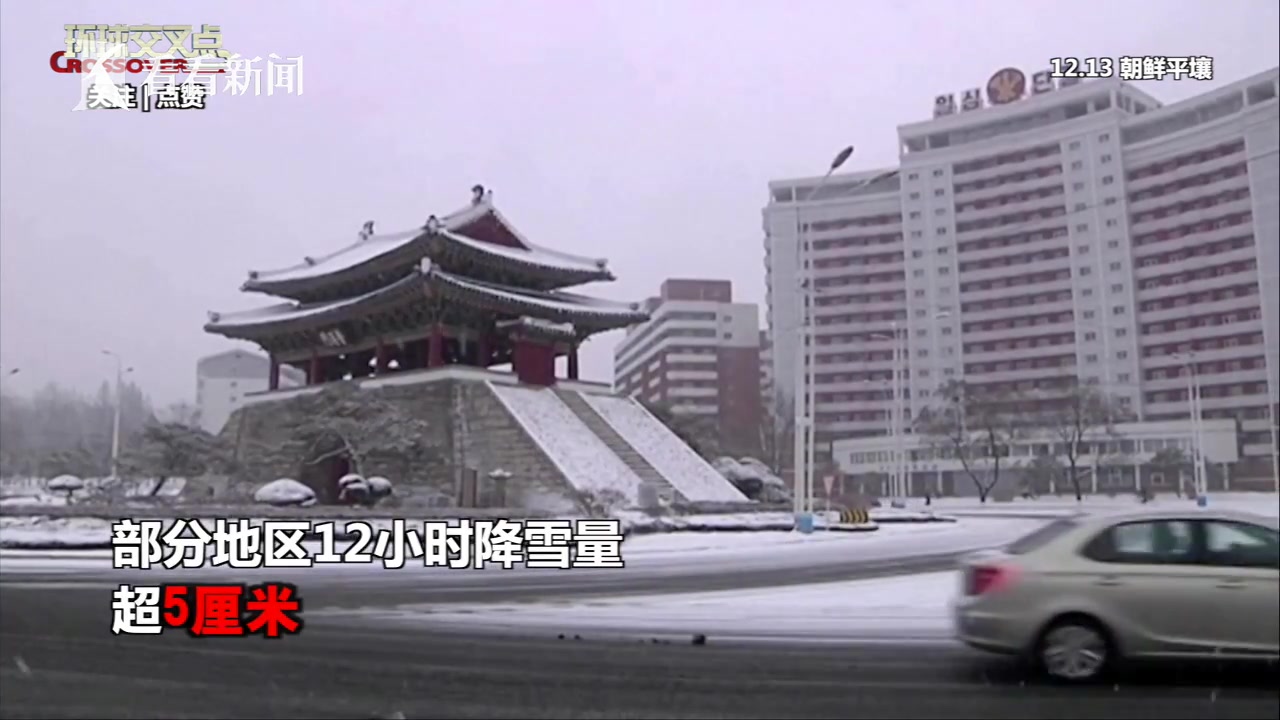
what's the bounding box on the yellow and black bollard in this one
[838,507,870,525]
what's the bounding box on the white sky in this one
[2,0,1277,404]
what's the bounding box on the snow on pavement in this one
[581,394,746,503]
[0,517,1047,578]
[929,492,1280,517]
[350,570,962,642]
[489,383,644,505]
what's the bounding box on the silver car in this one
[952,507,1280,682]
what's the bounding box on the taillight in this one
[967,565,1017,595]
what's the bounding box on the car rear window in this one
[1005,518,1081,555]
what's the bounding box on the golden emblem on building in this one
[986,67,1027,105]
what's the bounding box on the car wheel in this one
[1036,617,1113,683]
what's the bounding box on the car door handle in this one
[1216,579,1247,590]
[1094,577,1124,587]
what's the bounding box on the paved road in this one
[3,580,1278,719]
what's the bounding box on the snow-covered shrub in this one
[712,457,790,502]
[46,475,85,504]
[253,478,316,507]
[337,473,370,505]
[366,476,393,499]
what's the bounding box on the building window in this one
[937,227,948,235]
[910,192,921,200]
[1079,266,1092,276]
[938,246,950,255]
[1074,202,1087,212]
[938,266,951,275]
[910,211,922,219]
[934,188,946,196]
[1069,141,1081,150]
[1105,218,1119,228]
[1110,283,1124,292]
[1086,354,1098,363]
[1084,310,1096,319]
[1118,372,1130,382]
[1115,328,1127,337]
[914,269,925,277]
[908,172,919,180]
[1099,133,1111,142]
[1073,181,1085,191]
[1113,305,1127,315]
[1109,262,1122,271]
[1072,160,1084,170]
[912,249,924,258]
[1077,244,1090,254]
[1103,197,1117,206]
[1116,350,1128,359]
[914,289,926,297]
[1101,153,1113,163]
[1107,239,1120,249]
[1102,175,1114,185]
[1076,223,1089,232]
[1085,331,1097,341]
[933,168,944,177]
[935,207,946,216]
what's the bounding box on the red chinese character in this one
[191,585,245,637]
[244,582,303,638]
[159,58,189,74]
[161,585,190,628]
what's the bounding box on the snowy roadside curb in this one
[1,513,887,550]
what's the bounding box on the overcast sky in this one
[2,0,1277,405]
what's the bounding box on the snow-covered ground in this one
[926,492,1279,518]
[581,394,746,503]
[339,570,961,642]
[489,383,645,505]
[0,517,1047,578]
[0,476,187,506]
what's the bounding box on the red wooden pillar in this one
[268,355,280,390]
[567,345,580,381]
[428,324,445,368]
[375,339,389,375]
[308,355,321,385]
[476,333,490,369]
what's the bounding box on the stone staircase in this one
[555,390,687,504]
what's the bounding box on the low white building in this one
[832,418,1241,497]
[196,349,304,435]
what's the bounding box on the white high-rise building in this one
[196,349,304,435]
[764,66,1279,479]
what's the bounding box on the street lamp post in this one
[791,145,854,528]
[101,350,134,479]
[1173,353,1206,497]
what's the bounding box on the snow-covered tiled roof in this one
[429,267,648,321]
[245,229,424,285]
[207,274,420,330]
[207,265,647,334]
[243,192,613,289]
[436,229,611,278]
[497,316,578,337]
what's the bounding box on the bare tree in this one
[121,422,232,496]
[1149,446,1189,497]
[160,401,202,428]
[1031,385,1124,501]
[918,380,1020,503]
[758,393,795,473]
[1022,453,1062,497]
[269,384,436,478]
